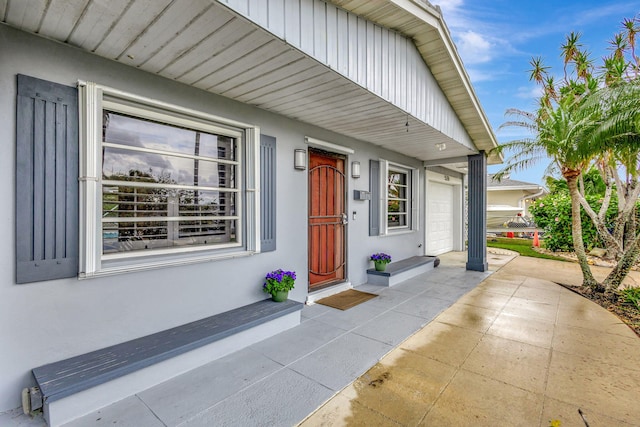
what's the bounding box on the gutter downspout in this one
[517,188,545,216]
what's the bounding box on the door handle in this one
[341,213,348,225]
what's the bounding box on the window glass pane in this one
[103,187,236,219]
[387,213,407,227]
[103,146,236,188]
[388,171,407,199]
[103,111,235,160]
[387,167,410,229]
[103,185,169,219]
[388,184,406,200]
[102,219,237,254]
[388,200,407,214]
[101,108,241,256]
[179,190,236,217]
[179,219,237,242]
[388,171,406,185]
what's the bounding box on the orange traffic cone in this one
[533,230,540,247]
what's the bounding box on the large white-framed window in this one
[79,82,260,277]
[379,160,419,235]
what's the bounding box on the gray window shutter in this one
[369,159,380,236]
[260,134,276,252]
[16,75,79,283]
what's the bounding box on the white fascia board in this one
[394,2,498,141]
[487,186,544,192]
[487,206,527,211]
[386,0,501,159]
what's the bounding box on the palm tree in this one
[579,79,640,290]
[498,16,640,292]
[622,17,640,78]
[622,17,639,64]
[602,55,628,86]
[573,50,594,81]
[608,32,628,60]
[496,94,600,288]
[529,56,550,85]
[561,31,583,81]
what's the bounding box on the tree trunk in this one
[565,173,599,289]
[603,235,640,291]
[603,204,639,291]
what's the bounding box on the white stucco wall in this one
[0,24,427,411]
[488,189,528,208]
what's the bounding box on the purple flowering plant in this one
[370,253,392,264]
[263,269,296,295]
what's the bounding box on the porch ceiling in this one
[0,0,498,164]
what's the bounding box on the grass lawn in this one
[487,237,567,261]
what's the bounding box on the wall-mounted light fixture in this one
[351,161,361,178]
[435,142,447,151]
[294,149,307,170]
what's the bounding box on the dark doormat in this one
[315,289,378,310]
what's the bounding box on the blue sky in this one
[438,0,640,185]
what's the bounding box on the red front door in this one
[308,149,346,291]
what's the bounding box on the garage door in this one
[427,181,454,255]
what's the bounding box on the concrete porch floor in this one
[3,252,639,426]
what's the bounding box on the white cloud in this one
[465,68,496,82]
[436,0,465,19]
[457,31,493,64]
[435,0,471,30]
[515,85,543,99]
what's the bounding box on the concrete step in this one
[367,256,439,287]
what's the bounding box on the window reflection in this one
[101,111,239,254]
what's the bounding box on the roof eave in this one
[329,0,503,165]
[487,186,545,192]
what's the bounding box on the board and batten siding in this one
[218,0,474,150]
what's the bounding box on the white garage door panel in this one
[427,181,454,255]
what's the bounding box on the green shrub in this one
[529,193,618,252]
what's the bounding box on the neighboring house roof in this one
[0,0,500,166]
[487,174,546,193]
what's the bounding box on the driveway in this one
[301,254,640,426]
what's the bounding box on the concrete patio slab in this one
[248,319,345,366]
[136,348,282,425]
[462,334,550,394]
[351,310,429,346]
[287,332,393,391]
[391,292,452,319]
[301,253,640,427]
[418,368,544,427]
[63,396,162,427]
[179,369,333,427]
[6,250,640,427]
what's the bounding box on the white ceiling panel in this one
[139,9,235,72]
[38,0,91,41]
[118,1,212,63]
[1,0,491,164]
[239,68,338,104]
[5,0,47,32]
[172,28,266,83]
[202,46,302,93]
[66,0,130,50]
[93,0,173,59]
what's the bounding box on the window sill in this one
[79,250,256,279]
[381,229,416,237]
